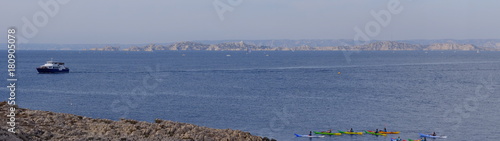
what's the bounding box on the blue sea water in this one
[4,50,500,141]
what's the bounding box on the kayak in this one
[364,131,386,136]
[313,131,341,135]
[419,133,447,139]
[391,138,409,141]
[294,134,325,138]
[379,131,400,134]
[368,130,400,134]
[338,130,363,135]
[408,139,422,141]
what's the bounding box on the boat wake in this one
[68,60,500,74]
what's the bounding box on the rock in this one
[0,128,23,141]
[0,101,267,141]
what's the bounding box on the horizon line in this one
[2,38,500,45]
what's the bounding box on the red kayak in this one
[368,130,400,134]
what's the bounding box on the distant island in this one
[84,40,500,51]
[6,39,500,51]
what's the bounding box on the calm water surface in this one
[4,50,500,141]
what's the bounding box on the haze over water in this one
[3,50,498,140]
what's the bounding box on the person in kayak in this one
[375,129,379,133]
[327,129,332,133]
[432,132,436,136]
[384,127,387,132]
[309,131,312,136]
[396,136,402,141]
[349,128,354,132]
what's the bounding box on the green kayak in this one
[364,131,386,136]
[338,130,363,135]
[314,131,341,135]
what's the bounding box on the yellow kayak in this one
[365,131,386,136]
[338,130,363,135]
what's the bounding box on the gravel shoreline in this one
[0,102,274,141]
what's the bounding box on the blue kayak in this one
[294,134,325,138]
[419,133,447,138]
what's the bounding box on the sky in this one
[1,0,500,44]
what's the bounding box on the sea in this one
[4,50,500,141]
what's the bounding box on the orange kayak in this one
[380,131,400,134]
[368,130,400,134]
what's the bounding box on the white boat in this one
[36,59,70,73]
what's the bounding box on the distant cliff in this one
[86,41,499,51]
[424,43,478,51]
[121,41,276,51]
[349,41,424,50]
[347,41,481,51]
[12,39,500,50]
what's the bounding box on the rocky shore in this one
[0,102,272,141]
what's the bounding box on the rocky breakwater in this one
[0,102,273,141]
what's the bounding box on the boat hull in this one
[37,68,70,73]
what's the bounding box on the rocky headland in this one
[0,102,272,141]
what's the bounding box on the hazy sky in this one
[1,0,499,44]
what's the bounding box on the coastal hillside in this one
[122,42,212,51]
[424,43,478,50]
[110,41,278,51]
[9,39,500,50]
[0,102,270,141]
[85,41,498,51]
[350,41,424,50]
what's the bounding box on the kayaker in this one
[384,127,387,132]
[422,137,427,141]
[396,136,402,141]
[349,128,353,132]
[375,129,379,133]
[309,131,312,136]
[327,129,332,133]
[432,132,436,136]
